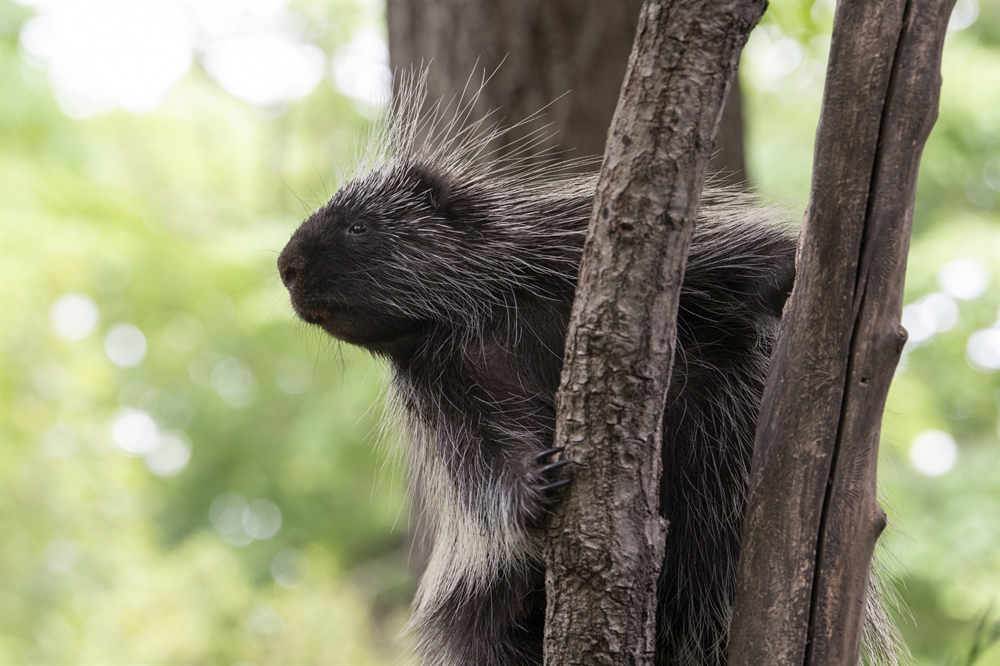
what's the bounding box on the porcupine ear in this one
[409,164,469,221]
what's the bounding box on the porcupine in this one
[277,74,900,666]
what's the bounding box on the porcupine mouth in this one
[294,303,375,342]
[301,308,332,324]
[288,296,339,327]
[287,292,337,324]
[292,297,430,351]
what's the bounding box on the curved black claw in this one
[539,477,572,494]
[539,459,573,475]
[527,447,574,513]
[536,452,574,505]
[535,446,565,462]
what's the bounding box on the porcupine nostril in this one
[277,250,299,290]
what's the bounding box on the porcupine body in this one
[277,77,898,666]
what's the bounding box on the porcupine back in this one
[277,71,900,666]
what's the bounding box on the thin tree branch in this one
[729,1,955,663]
[543,1,765,664]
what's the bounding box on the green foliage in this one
[2,2,410,663]
[1,1,996,663]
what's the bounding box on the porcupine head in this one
[277,73,595,356]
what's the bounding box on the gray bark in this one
[543,2,764,664]
[728,1,956,664]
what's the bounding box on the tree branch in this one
[729,1,956,663]
[543,1,765,664]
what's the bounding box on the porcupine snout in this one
[277,237,332,326]
[277,244,303,292]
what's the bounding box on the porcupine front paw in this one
[535,447,573,498]
[512,447,575,528]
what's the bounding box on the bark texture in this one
[543,2,764,665]
[728,1,955,664]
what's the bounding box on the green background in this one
[2,1,997,664]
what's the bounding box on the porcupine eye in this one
[348,222,368,235]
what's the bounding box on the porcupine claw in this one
[539,459,573,475]
[535,448,574,498]
[539,478,572,494]
[535,447,564,462]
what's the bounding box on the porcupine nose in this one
[277,247,301,291]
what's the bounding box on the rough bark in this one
[728,1,955,664]
[543,2,764,665]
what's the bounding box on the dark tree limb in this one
[729,1,956,664]
[543,2,765,664]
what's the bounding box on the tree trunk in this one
[708,79,746,185]
[387,0,745,180]
[728,1,956,664]
[543,2,764,664]
[387,0,643,163]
